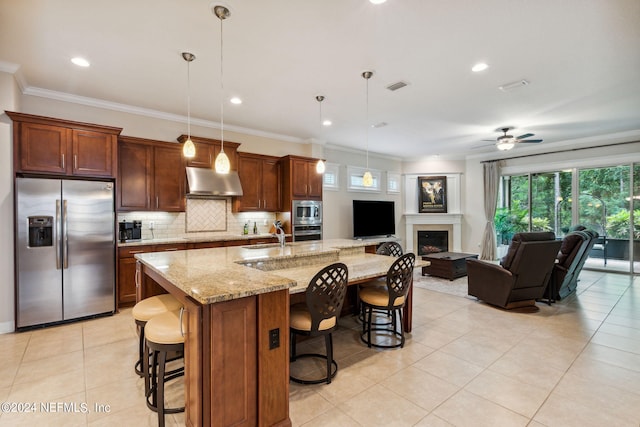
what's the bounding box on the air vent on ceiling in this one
[498,79,530,92]
[372,122,388,128]
[386,81,408,91]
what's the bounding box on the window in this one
[322,162,340,191]
[347,166,381,192]
[387,172,401,194]
[497,164,638,273]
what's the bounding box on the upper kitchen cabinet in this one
[177,134,239,171]
[117,136,185,212]
[281,155,323,206]
[7,111,121,178]
[233,152,281,212]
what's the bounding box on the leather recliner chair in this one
[546,229,598,300]
[466,232,562,309]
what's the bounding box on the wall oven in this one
[292,200,322,241]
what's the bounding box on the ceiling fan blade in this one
[481,139,496,142]
[470,143,495,150]
[516,133,534,139]
[519,139,543,143]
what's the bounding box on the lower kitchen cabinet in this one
[117,243,187,307]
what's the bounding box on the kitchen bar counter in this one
[134,238,399,304]
[134,238,411,427]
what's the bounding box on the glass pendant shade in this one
[362,170,373,187]
[215,150,231,174]
[497,142,515,151]
[316,159,326,174]
[183,138,196,158]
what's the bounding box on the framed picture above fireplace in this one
[418,176,447,213]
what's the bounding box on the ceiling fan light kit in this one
[493,127,543,151]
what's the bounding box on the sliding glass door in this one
[496,163,638,274]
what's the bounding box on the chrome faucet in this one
[273,220,286,247]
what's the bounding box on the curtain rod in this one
[480,139,640,163]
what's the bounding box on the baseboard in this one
[0,320,15,334]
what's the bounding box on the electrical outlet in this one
[269,328,280,349]
[149,221,155,230]
[263,219,268,226]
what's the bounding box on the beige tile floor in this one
[1,270,639,426]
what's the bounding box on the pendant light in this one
[315,95,326,174]
[362,71,373,187]
[213,5,231,174]
[181,52,196,158]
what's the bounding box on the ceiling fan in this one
[487,127,543,151]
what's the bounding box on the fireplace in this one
[404,213,461,255]
[417,231,449,255]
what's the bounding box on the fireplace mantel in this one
[404,213,462,254]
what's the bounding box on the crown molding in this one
[20,85,306,144]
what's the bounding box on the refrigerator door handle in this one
[63,199,69,269]
[56,199,62,269]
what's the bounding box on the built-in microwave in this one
[292,200,322,225]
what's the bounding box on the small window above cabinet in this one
[177,134,239,170]
[6,111,121,178]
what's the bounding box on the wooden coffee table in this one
[421,252,479,280]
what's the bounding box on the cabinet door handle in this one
[135,268,140,289]
[258,200,260,208]
[163,248,180,251]
[179,307,185,337]
[61,153,65,169]
[264,200,267,209]
[156,196,159,209]
[128,250,144,254]
[74,154,77,170]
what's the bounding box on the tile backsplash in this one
[118,198,277,240]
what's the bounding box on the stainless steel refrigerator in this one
[16,177,115,329]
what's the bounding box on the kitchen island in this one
[135,239,422,426]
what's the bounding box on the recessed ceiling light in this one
[322,119,332,126]
[71,57,90,67]
[471,62,488,72]
[370,0,387,4]
[230,97,242,105]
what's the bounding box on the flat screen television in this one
[353,200,395,238]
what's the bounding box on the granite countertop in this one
[118,233,283,247]
[135,238,403,304]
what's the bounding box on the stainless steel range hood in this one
[186,166,243,198]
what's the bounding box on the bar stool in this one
[357,242,404,322]
[360,253,415,349]
[132,294,182,377]
[144,309,186,427]
[290,263,348,384]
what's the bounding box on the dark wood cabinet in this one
[281,155,323,209]
[118,243,187,307]
[234,153,281,212]
[117,136,185,212]
[118,245,155,306]
[177,134,240,171]
[7,111,121,178]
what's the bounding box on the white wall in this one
[322,146,403,242]
[0,72,20,333]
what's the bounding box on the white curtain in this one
[481,161,501,260]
